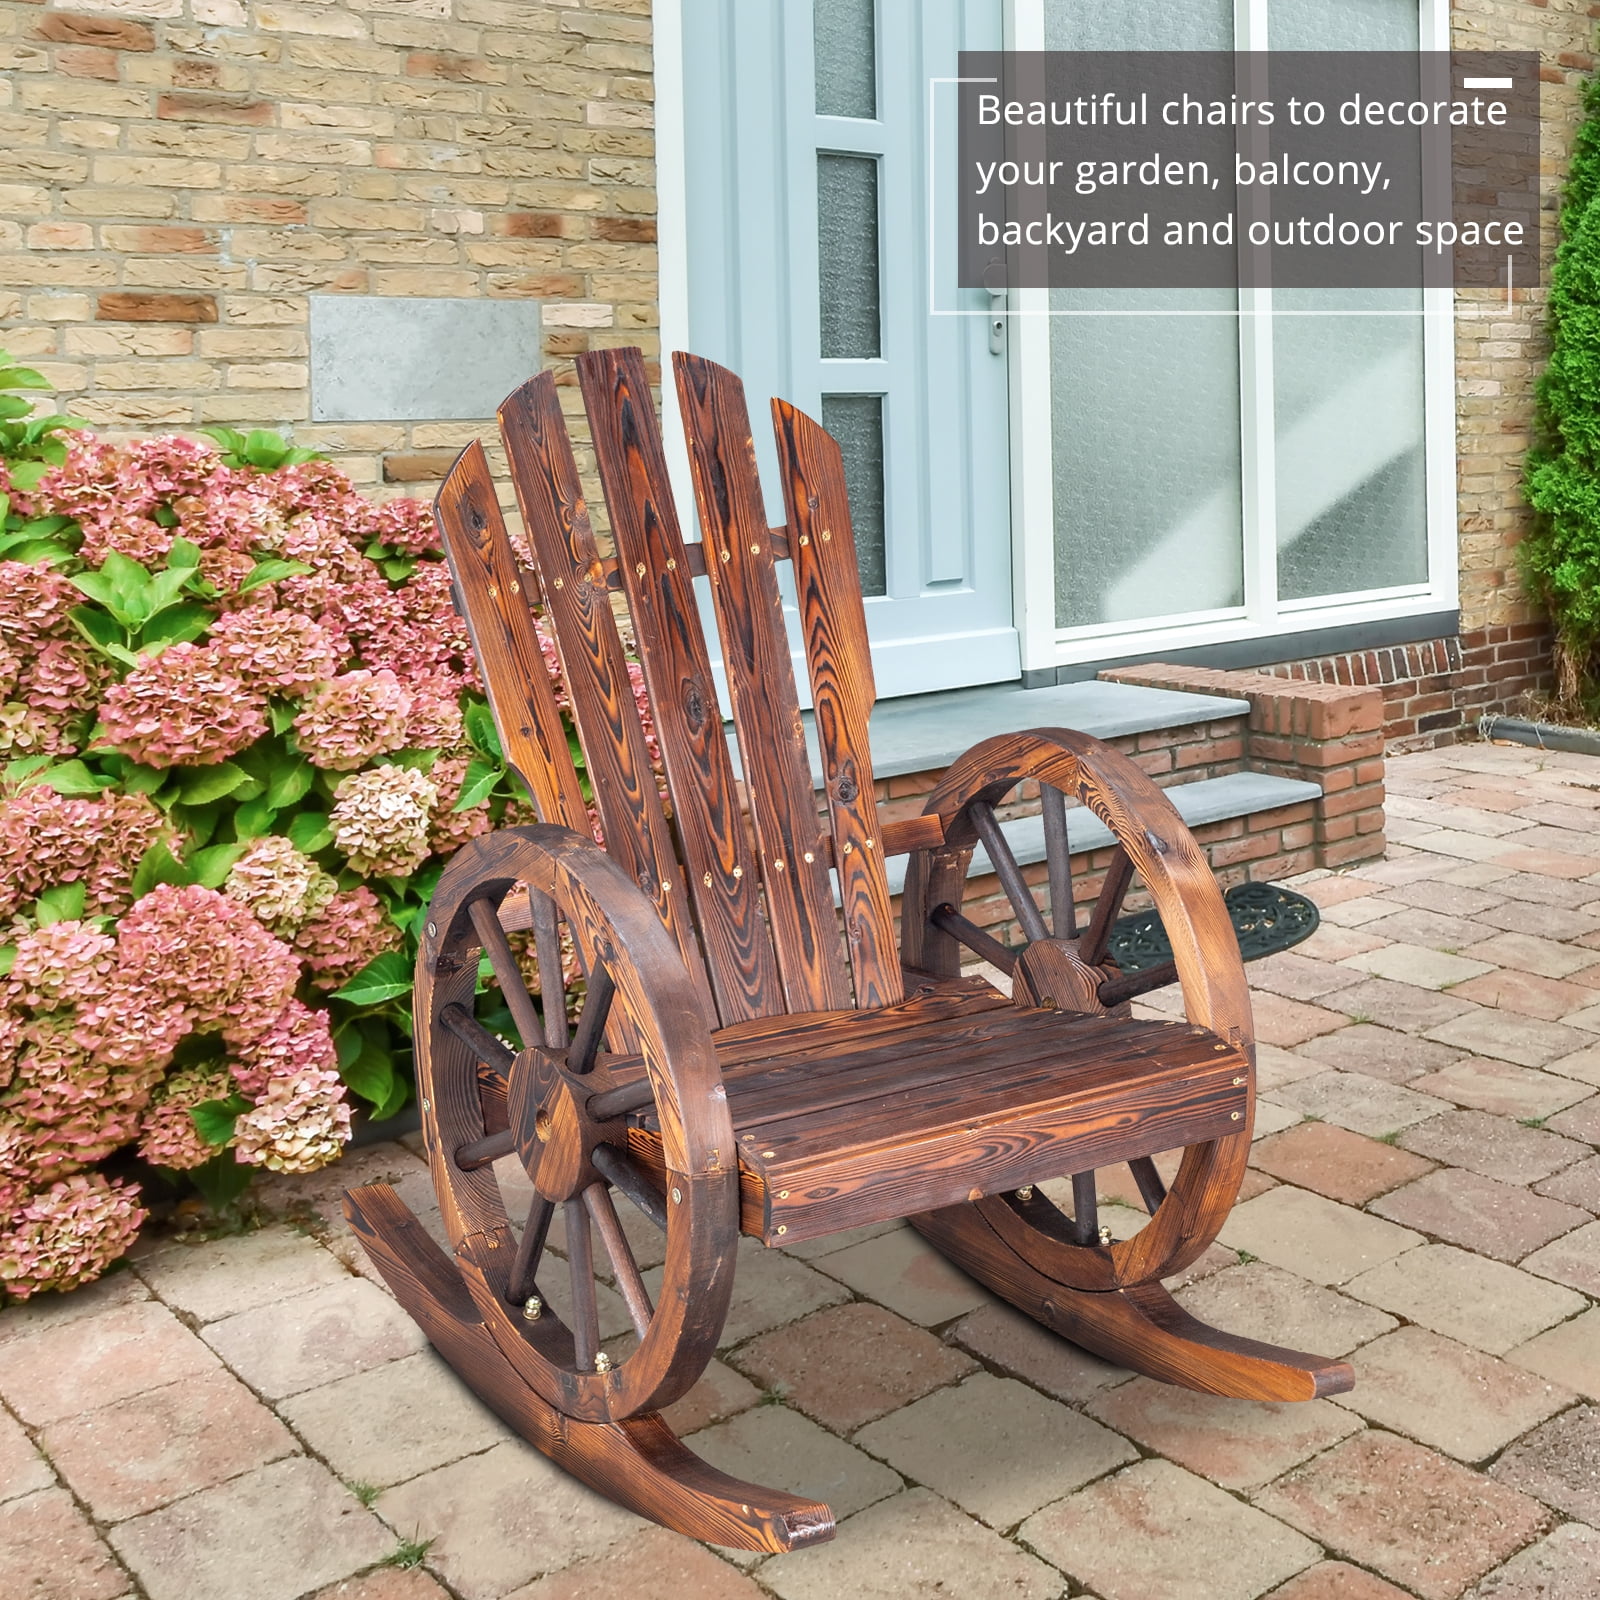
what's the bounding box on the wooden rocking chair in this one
[345,347,1352,1552]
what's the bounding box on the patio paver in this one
[3,742,1599,1600]
[1020,1457,1319,1600]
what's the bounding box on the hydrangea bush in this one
[0,353,595,1300]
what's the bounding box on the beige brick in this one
[59,118,125,148]
[67,325,194,356]
[198,328,308,357]
[24,221,95,250]
[256,3,368,38]
[0,183,51,216]
[60,186,178,217]
[93,155,222,187]
[225,361,309,389]
[95,359,221,390]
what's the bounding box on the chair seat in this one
[622,975,1250,1245]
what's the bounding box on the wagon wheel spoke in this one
[584,1181,654,1338]
[1128,1156,1168,1216]
[469,896,544,1049]
[1078,845,1134,969]
[1040,782,1076,938]
[1071,1171,1102,1247]
[591,1144,668,1230]
[564,1195,602,1370]
[508,1193,554,1305]
[568,965,616,1077]
[970,799,1048,944]
[526,886,570,1048]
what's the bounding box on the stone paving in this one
[8,742,1600,1598]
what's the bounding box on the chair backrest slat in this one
[771,400,902,1010]
[434,441,590,834]
[497,375,715,1018]
[576,347,783,1027]
[674,353,852,1015]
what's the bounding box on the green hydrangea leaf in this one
[333,950,413,1006]
[34,881,86,926]
[191,1094,251,1148]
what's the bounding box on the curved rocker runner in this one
[345,346,1352,1553]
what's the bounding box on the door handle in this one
[988,288,1007,356]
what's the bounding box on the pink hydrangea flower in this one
[0,787,100,918]
[0,701,72,756]
[292,887,401,990]
[330,764,437,877]
[206,606,347,692]
[293,668,413,771]
[83,792,169,916]
[232,1067,351,1174]
[98,643,268,768]
[137,1065,233,1172]
[7,920,117,1009]
[0,1009,22,1094]
[72,984,189,1080]
[0,560,83,648]
[224,835,337,935]
[0,1173,147,1300]
[231,999,337,1098]
[113,883,301,1047]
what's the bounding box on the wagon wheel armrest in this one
[899,727,1253,1056]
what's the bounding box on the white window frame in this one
[1006,0,1459,676]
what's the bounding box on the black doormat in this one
[1107,881,1321,974]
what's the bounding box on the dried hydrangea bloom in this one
[0,1009,21,1094]
[114,883,301,1048]
[98,643,269,768]
[12,1101,145,1186]
[137,1064,233,1171]
[230,998,337,1099]
[6,920,118,1009]
[71,985,188,1081]
[22,638,106,719]
[0,701,72,756]
[330,764,437,877]
[371,497,439,557]
[402,673,464,752]
[0,560,81,648]
[293,668,414,772]
[0,1173,147,1300]
[426,755,494,857]
[207,606,347,693]
[281,512,369,586]
[83,792,168,917]
[292,886,401,991]
[0,787,99,919]
[224,836,338,936]
[43,436,220,567]
[232,1066,351,1175]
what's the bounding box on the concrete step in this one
[725,679,1252,787]
[881,770,1322,897]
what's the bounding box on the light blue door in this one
[676,0,1016,699]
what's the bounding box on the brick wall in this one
[0,0,656,491]
[1256,625,1554,748]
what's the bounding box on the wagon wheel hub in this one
[507,1046,629,1204]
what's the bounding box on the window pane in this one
[815,0,875,120]
[1274,290,1427,602]
[1051,288,1245,629]
[1268,0,1418,51]
[821,394,887,597]
[818,153,881,359]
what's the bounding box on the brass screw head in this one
[594,1350,613,1373]
[421,1099,431,1113]
[1015,1185,1034,1202]
[671,1187,682,1204]
[426,921,437,937]
[1231,1111,1242,1121]
[1098,1224,1113,1246]
[522,1295,543,1321]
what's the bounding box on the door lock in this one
[988,287,1007,356]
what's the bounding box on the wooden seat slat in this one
[674,353,852,1015]
[576,347,783,1027]
[435,442,591,835]
[498,375,712,1016]
[772,399,902,1010]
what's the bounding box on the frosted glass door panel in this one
[1273,289,1427,602]
[1045,0,1231,51]
[815,0,876,119]
[821,394,887,596]
[1051,289,1245,629]
[818,153,881,359]
[1268,0,1418,50]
